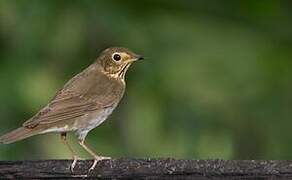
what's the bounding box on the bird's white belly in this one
[87,107,115,130]
[75,106,116,140]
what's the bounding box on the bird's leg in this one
[60,133,80,172]
[78,140,111,171]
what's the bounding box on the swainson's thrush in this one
[0,47,143,171]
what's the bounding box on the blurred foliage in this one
[0,0,292,160]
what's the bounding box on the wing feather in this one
[23,91,100,128]
[22,67,124,129]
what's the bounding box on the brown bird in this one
[0,47,143,171]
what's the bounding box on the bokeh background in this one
[0,0,291,160]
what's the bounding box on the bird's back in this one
[23,63,125,129]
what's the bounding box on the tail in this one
[0,127,40,144]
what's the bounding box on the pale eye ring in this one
[113,53,121,61]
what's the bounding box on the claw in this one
[89,159,98,172]
[70,155,81,172]
[88,156,111,172]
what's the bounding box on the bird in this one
[0,47,143,172]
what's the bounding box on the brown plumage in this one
[0,47,143,171]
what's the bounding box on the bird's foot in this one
[70,155,82,172]
[89,156,111,172]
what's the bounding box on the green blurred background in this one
[0,0,291,160]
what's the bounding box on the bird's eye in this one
[113,54,121,61]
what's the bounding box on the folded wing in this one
[23,91,101,128]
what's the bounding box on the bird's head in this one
[96,47,143,80]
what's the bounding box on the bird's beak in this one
[135,55,144,61]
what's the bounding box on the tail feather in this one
[0,127,40,144]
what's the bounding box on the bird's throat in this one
[118,63,131,80]
[103,63,131,83]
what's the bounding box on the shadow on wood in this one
[0,159,292,179]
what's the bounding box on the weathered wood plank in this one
[0,159,292,179]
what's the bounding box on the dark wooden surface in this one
[0,159,292,179]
